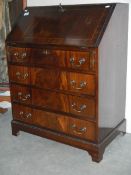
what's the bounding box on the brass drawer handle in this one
[14,52,27,62]
[16,72,29,80]
[71,102,87,113]
[19,111,32,119]
[70,80,87,90]
[70,57,86,67]
[71,124,87,135]
[18,92,30,101]
[42,49,50,55]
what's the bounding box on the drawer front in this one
[10,84,31,104]
[12,104,96,142]
[7,47,96,72]
[12,104,34,124]
[68,72,95,95]
[66,50,97,72]
[31,68,67,90]
[31,49,66,67]
[31,68,95,95]
[32,89,95,119]
[31,49,95,72]
[69,96,95,120]
[34,110,96,141]
[10,85,95,120]
[68,117,96,141]
[32,89,69,112]
[8,65,30,84]
[66,51,90,71]
[7,47,30,64]
[34,109,96,141]
[34,109,68,133]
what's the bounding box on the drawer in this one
[31,68,95,95]
[32,89,95,120]
[31,48,66,67]
[69,96,95,120]
[34,110,96,141]
[10,85,95,120]
[7,47,30,64]
[66,51,90,71]
[12,104,96,141]
[8,65,30,84]
[6,47,97,72]
[31,68,67,90]
[32,89,69,112]
[67,117,96,141]
[68,72,95,95]
[10,84,31,104]
[12,104,34,124]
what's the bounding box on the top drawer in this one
[7,47,30,64]
[7,47,97,72]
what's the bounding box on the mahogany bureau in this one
[6,3,128,162]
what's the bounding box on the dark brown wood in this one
[10,84,31,105]
[31,88,69,112]
[6,4,128,163]
[67,72,95,95]
[6,4,115,49]
[10,83,96,120]
[12,104,33,124]
[7,46,30,64]
[8,65,30,84]
[68,95,95,119]
[12,103,96,141]
[31,68,95,95]
[7,46,97,72]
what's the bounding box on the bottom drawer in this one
[12,104,96,142]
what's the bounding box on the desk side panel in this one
[98,3,128,141]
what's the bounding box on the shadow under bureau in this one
[6,3,128,162]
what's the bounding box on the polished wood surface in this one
[9,64,96,96]
[67,72,95,95]
[7,47,30,64]
[10,84,96,120]
[31,68,67,90]
[10,84,31,105]
[6,4,115,48]
[8,65,30,84]
[66,50,90,71]
[12,104,33,124]
[69,95,95,119]
[6,4,128,163]
[12,104,96,141]
[32,88,69,112]
[32,89,95,119]
[7,46,97,72]
[31,68,95,95]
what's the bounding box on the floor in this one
[0,88,10,114]
[0,110,131,175]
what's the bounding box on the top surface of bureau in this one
[6,3,115,49]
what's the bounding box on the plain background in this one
[27,0,131,133]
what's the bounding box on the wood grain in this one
[12,104,96,141]
[8,65,30,85]
[6,4,115,48]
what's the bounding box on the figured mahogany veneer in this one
[6,4,128,162]
[12,104,96,142]
[9,65,95,95]
[7,47,96,72]
[10,84,96,120]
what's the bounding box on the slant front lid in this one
[6,4,115,48]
